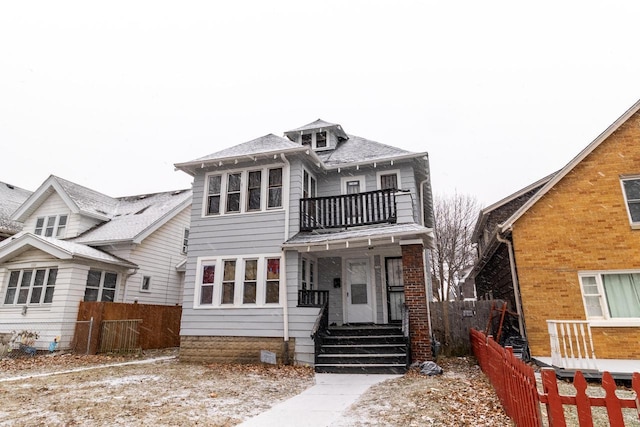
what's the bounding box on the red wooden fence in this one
[470,328,640,426]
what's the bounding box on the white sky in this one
[2,1,640,207]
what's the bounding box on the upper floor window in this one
[621,177,640,227]
[301,134,312,146]
[378,170,400,190]
[579,271,640,321]
[84,270,117,302]
[35,215,68,238]
[204,167,283,216]
[341,175,365,195]
[3,268,57,305]
[302,169,317,199]
[316,131,327,148]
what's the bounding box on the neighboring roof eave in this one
[12,176,83,222]
[132,198,192,244]
[174,146,310,176]
[0,232,138,268]
[322,151,430,171]
[499,99,640,234]
[471,171,557,242]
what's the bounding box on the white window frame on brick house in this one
[578,270,640,327]
[34,215,68,238]
[203,166,284,217]
[620,175,640,229]
[3,267,58,306]
[376,170,401,191]
[193,254,282,308]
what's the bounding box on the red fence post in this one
[542,368,567,427]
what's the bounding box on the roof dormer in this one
[284,119,348,152]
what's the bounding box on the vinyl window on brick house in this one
[3,268,58,305]
[579,272,640,320]
[621,177,640,227]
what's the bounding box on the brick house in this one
[174,119,436,372]
[472,100,640,370]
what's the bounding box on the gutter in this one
[495,230,525,337]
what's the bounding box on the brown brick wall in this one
[179,336,294,364]
[512,111,640,359]
[401,243,432,362]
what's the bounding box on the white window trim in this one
[302,168,317,199]
[84,270,119,302]
[202,166,285,217]
[182,228,189,254]
[341,175,366,195]
[194,253,282,308]
[376,169,401,190]
[2,267,58,306]
[35,214,68,238]
[141,276,151,293]
[578,270,640,327]
[620,175,640,229]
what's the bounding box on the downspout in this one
[122,267,139,303]
[419,178,435,348]
[496,231,525,337]
[280,153,291,362]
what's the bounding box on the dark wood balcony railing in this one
[298,290,329,307]
[300,189,397,231]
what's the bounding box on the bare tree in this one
[429,192,480,302]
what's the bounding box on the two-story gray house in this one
[175,120,435,372]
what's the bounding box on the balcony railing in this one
[300,189,397,231]
[298,290,329,307]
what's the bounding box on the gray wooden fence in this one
[430,299,509,357]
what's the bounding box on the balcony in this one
[300,189,397,231]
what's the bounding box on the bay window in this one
[3,268,58,305]
[84,270,118,302]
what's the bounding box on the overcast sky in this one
[2,1,640,207]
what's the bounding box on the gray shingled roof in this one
[0,181,32,236]
[72,189,192,244]
[285,119,340,133]
[0,231,137,267]
[54,176,120,218]
[188,134,303,163]
[316,134,419,167]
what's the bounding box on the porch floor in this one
[534,356,640,382]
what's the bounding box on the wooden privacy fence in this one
[430,300,506,356]
[76,301,181,354]
[470,328,640,426]
[99,319,142,353]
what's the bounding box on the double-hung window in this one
[35,215,68,238]
[579,272,640,322]
[195,256,281,307]
[621,177,640,227]
[84,270,118,302]
[378,170,400,191]
[204,167,283,216]
[3,268,58,305]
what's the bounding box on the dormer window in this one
[302,134,312,146]
[316,131,327,148]
[35,215,68,238]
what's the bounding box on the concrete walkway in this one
[238,373,400,427]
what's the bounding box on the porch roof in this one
[283,223,435,251]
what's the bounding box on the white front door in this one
[345,258,374,323]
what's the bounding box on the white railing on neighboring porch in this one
[547,320,598,370]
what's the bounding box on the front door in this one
[345,258,374,323]
[385,257,405,322]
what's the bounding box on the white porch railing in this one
[547,320,597,370]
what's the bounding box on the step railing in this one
[547,320,597,370]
